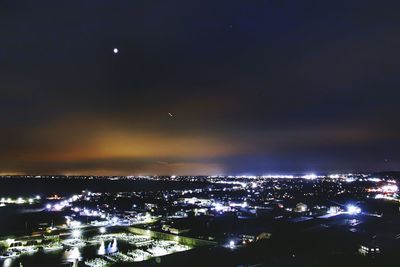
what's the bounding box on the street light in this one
[347,205,361,215]
[72,229,82,239]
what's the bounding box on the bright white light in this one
[213,203,230,212]
[381,184,398,193]
[262,175,294,179]
[303,174,317,180]
[229,240,235,248]
[35,195,41,200]
[72,229,82,239]
[46,204,52,209]
[98,240,105,255]
[70,220,81,228]
[327,206,340,214]
[99,227,106,234]
[113,48,119,54]
[3,258,12,267]
[109,238,118,253]
[65,246,81,261]
[53,203,63,211]
[347,205,361,215]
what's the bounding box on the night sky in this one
[0,1,399,175]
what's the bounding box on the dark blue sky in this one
[0,0,399,175]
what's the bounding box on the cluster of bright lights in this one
[374,194,396,201]
[212,203,231,212]
[368,184,398,194]
[327,206,341,214]
[296,203,307,212]
[302,174,318,180]
[347,205,361,215]
[71,229,82,239]
[68,195,80,202]
[229,201,248,208]
[261,175,294,179]
[239,175,257,179]
[368,178,382,183]
[65,246,81,261]
[47,193,85,212]
[66,217,82,228]
[81,208,101,217]
[0,196,40,204]
[182,197,211,206]
[46,199,71,211]
[213,180,247,187]
[381,184,398,193]
[111,216,119,224]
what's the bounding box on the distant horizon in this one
[0,170,399,177]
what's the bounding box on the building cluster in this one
[0,173,399,265]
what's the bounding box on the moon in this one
[113,48,119,54]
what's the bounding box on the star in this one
[113,48,119,54]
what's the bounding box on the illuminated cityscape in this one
[0,173,399,266]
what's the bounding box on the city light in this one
[70,220,82,228]
[381,184,398,193]
[303,174,317,180]
[72,229,82,239]
[0,174,396,265]
[347,205,361,215]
